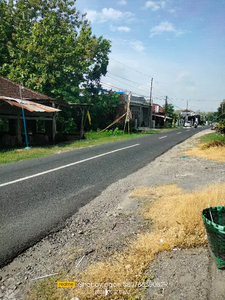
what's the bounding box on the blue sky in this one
[75,0,225,112]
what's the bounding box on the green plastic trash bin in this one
[202,206,225,269]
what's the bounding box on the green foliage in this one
[101,128,124,136]
[166,122,172,128]
[87,92,120,130]
[163,103,177,121]
[0,0,116,133]
[0,0,111,102]
[0,130,150,164]
[56,107,77,133]
[217,102,225,118]
[200,133,225,144]
[206,111,219,121]
[57,116,77,133]
[216,120,225,134]
[112,127,123,135]
[200,132,225,150]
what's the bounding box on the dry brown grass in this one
[201,140,225,149]
[182,142,225,162]
[28,183,225,300]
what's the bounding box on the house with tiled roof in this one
[0,76,62,147]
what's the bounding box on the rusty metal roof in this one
[0,96,61,113]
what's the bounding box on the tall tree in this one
[0,0,111,102]
[217,101,225,117]
[88,92,120,130]
[163,103,177,120]
[0,0,14,72]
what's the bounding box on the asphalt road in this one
[0,127,207,267]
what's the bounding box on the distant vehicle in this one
[184,121,191,127]
[211,121,218,130]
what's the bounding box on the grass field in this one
[0,128,172,164]
[200,132,225,144]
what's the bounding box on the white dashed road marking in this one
[0,144,140,188]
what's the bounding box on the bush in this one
[216,120,225,134]
[112,127,124,136]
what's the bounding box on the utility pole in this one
[19,84,30,150]
[164,96,167,129]
[186,100,188,110]
[148,78,153,128]
[124,92,131,133]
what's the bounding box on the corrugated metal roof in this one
[155,114,172,120]
[0,96,61,113]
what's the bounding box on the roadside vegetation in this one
[28,182,225,300]
[0,128,170,164]
[183,132,225,162]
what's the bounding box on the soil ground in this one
[0,128,224,300]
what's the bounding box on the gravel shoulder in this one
[0,129,225,300]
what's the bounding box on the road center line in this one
[0,144,140,188]
[177,132,181,134]
[159,136,167,139]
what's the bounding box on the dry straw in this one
[182,141,225,162]
[29,183,225,300]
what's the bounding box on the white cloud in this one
[85,8,134,23]
[85,10,99,23]
[118,26,131,32]
[110,25,131,32]
[118,0,127,5]
[102,8,123,20]
[175,71,196,90]
[150,21,183,37]
[145,1,166,11]
[130,40,145,52]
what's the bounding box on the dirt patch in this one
[144,247,225,300]
[1,129,225,299]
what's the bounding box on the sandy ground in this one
[0,128,225,300]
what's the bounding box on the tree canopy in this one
[217,101,225,118]
[0,0,111,103]
[163,103,177,120]
[0,0,121,131]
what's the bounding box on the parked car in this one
[184,121,191,127]
[211,121,218,130]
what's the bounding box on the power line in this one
[176,98,222,102]
[107,70,167,100]
[110,57,222,105]
[100,81,128,93]
[110,57,153,79]
[107,71,149,89]
[167,97,183,110]
[100,81,164,103]
[110,56,178,100]
[104,74,149,97]
[100,81,147,98]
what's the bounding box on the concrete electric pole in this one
[164,96,168,129]
[148,78,153,128]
